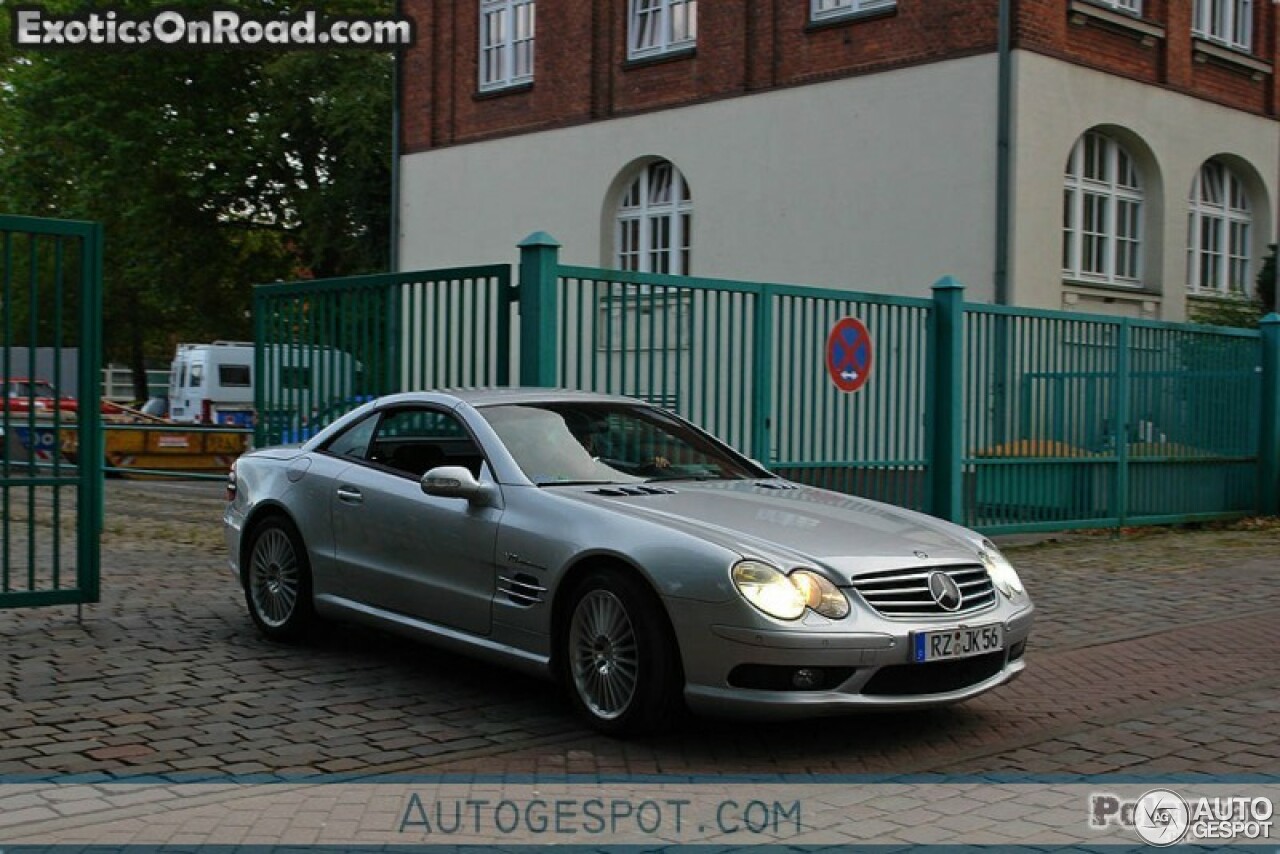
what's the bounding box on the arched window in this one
[1187,161,1252,296]
[615,160,692,275]
[1062,131,1144,286]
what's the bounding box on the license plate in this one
[912,624,1004,663]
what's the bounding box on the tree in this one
[0,0,394,398]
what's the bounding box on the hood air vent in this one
[588,485,679,497]
[754,480,799,490]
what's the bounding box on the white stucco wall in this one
[1009,50,1278,320]
[399,54,1001,301]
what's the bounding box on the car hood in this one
[556,479,984,580]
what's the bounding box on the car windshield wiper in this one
[644,473,727,483]
[538,479,621,487]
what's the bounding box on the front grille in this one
[728,664,857,691]
[850,563,996,618]
[862,651,1005,696]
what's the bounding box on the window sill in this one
[1192,38,1272,80]
[474,81,534,101]
[1067,1,1164,46]
[805,3,898,33]
[1187,290,1254,304]
[624,46,696,70]
[1063,278,1160,298]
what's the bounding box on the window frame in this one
[1193,0,1253,52]
[1086,0,1141,14]
[1062,131,1145,288]
[478,0,535,92]
[320,405,491,481]
[809,0,897,24]
[614,160,692,276]
[1187,161,1253,298]
[628,0,697,61]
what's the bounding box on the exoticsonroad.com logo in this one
[10,6,414,49]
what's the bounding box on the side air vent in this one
[588,485,679,497]
[499,573,546,607]
[754,480,799,490]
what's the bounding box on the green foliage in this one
[1256,243,1277,315]
[1187,244,1278,329]
[0,0,394,395]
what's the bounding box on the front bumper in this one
[666,596,1035,719]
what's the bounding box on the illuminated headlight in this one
[731,561,850,621]
[979,541,1025,599]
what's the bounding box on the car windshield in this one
[7,380,57,398]
[479,402,764,486]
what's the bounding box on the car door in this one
[327,405,500,637]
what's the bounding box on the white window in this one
[1187,161,1252,297]
[1063,131,1144,286]
[479,0,535,91]
[616,161,692,275]
[1193,0,1253,51]
[629,0,696,60]
[811,0,896,22]
[1091,0,1141,12]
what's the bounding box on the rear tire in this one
[560,567,682,735]
[244,516,315,641]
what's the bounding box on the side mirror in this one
[420,465,495,505]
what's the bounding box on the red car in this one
[1,378,79,415]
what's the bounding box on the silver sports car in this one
[225,389,1034,734]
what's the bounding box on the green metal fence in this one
[960,306,1262,533]
[0,214,103,609]
[254,233,1280,533]
[253,266,513,447]
[551,259,932,511]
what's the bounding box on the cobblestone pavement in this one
[0,481,1277,843]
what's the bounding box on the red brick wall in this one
[400,0,1277,153]
[1017,0,1274,115]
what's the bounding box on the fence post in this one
[518,232,561,387]
[752,285,774,464]
[253,287,271,448]
[1113,319,1131,528]
[1261,313,1280,516]
[926,276,965,522]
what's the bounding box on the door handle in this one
[336,486,363,505]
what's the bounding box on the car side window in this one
[325,414,379,459]
[368,407,486,479]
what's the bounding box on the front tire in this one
[561,568,682,735]
[244,516,315,641]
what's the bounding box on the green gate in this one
[253,266,514,447]
[255,233,1280,534]
[0,215,103,608]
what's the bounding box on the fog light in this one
[792,668,822,689]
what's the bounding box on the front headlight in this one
[731,561,850,621]
[979,541,1025,599]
